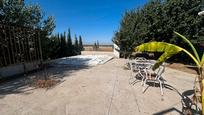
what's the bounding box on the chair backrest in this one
[135,57,146,61]
[155,65,165,78]
[129,60,140,71]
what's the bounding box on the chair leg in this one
[159,79,164,96]
[129,72,138,85]
[140,71,145,86]
[142,69,148,92]
[143,78,148,92]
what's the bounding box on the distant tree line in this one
[0,0,84,61]
[44,29,84,59]
[113,0,204,63]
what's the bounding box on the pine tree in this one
[67,29,73,56]
[67,29,72,47]
[74,35,79,54]
[57,33,60,41]
[49,34,61,59]
[79,35,83,51]
[74,35,79,49]
[64,31,66,41]
[60,33,66,57]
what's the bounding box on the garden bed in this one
[167,63,198,75]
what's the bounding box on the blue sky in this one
[29,0,148,44]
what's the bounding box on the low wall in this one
[0,61,41,79]
[113,44,120,58]
[83,45,113,52]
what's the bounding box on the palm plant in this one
[135,32,204,114]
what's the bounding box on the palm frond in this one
[135,42,200,70]
[174,31,200,63]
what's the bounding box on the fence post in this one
[9,26,15,64]
[38,30,43,63]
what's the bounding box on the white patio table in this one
[129,59,165,96]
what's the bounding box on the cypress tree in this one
[64,31,66,41]
[67,29,72,46]
[74,35,79,54]
[79,35,83,51]
[74,35,79,49]
[59,33,66,57]
[57,32,60,41]
[67,29,73,56]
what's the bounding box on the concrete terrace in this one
[0,52,196,115]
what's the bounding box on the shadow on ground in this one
[130,76,201,114]
[152,83,201,115]
[0,57,92,99]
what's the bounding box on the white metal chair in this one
[126,57,146,70]
[143,64,165,96]
[129,57,149,85]
[135,57,147,61]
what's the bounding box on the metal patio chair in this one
[143,64,165,96]
[129,57,150,85]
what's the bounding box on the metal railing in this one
[0,24,42,67]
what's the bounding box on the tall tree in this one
[42,16,56,36]
[67,29,72,47]
[67,28,73,56]
[64,31,66,41]
[60,33,66,57]
[0,0,44,28]
[113,0,204,61]
[79,35,84,51]
[41,16,56,59]
[74,35,79,54]
[74,35,79,49]
[0,0,56,60]
[48,34,60,59]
